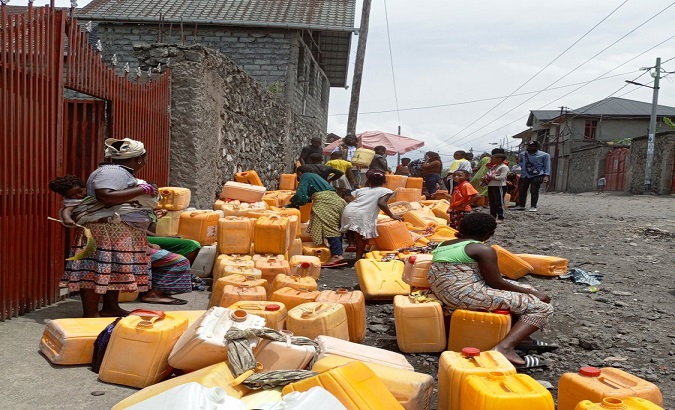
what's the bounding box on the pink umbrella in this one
[322,131,425,155]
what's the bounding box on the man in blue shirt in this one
[512,141,550,212]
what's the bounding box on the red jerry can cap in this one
[301,262,311,268]
[461,347,481,357]
[408,255,417,263]
[579,366,601,377]
[265,304,281,311]
[493,309,510,315]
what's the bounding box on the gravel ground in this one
[0,191,672,409]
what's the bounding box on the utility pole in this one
[644,57,661,194]
[549,106,567,191]
[347,0,372,137]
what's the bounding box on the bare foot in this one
[493,345,525,365]
[326,256,344,264]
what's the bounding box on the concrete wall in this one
[565,145,613,193]
[90,23,328,132]
[625,132,675,195]
[136,44,323,209]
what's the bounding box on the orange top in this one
[450,181,478,211]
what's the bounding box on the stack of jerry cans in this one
[557,367,663,410]
[218,216,253,255]
[40,317,118,365]
[99,311,189,388]
[393,294,446,353]
[286,302,349,340]
[355,259,410,300]
[254,215,292,255]
[312,356,434,410]
[316,288,366,343]
[437,347,516,410]
[168,307,265,372]
[282,361,404,410]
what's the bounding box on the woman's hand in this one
[529,289,551,303]
[148,243,161,250]
[154,209,168,219]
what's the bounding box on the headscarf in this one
[104,138,146,160]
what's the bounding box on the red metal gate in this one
[604,148,629,191]
[0,4,171,320]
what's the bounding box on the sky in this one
[16,0,675,164]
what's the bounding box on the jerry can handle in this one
[129,309,166,329]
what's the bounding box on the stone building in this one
[76,0,357,135]
[512,97,675,193]
[626,132,675,195]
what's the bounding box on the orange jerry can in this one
[515,253,568,276]
[155,210,183,237]
[283,361,404,410]
[385,174,408,190]
[558,367,663,410]
[217,284,266,308]
[40,317,118,365]
[234,170,264,186]
[402,254,433,288]
[312,356,433,410]
[254,215,292,255]
[289,255,322,280]
[403,210,444,228]
[271,206,302,237]
[374,219,415,250]
[492,245,534,279]
[223,265,262,279]
[355,259,410,300]
[110,362,248,409]
[299,222,313,241]
[316,289,366,343]
[254,257,292,288]
[447,309,512,352]
[575,398,664,410]
[405,177,424,189]
[270,287,320,310]
[212,255,255,281]
[211,275,269,304]
[279,173,298,191]
[394,187,422,203]
[286,302,350,340]
[228,301,288,331]
[430,199,451,221]
[177,210,219,245]
[270,274,318,294]
[288,238,303,259]
[428,226,458,242]
[437,348,516,410]
[393,294,446,353]
[217,216,253,255]
[157,187,192,211]
[299,202,312,223]
[99,310,188,388]
[302,242,332,263]
[316,335,414,371]
[220,181,266,202]
[462,372,554,410]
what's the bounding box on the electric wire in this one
[427,1,675,153]
[382,0,401,128]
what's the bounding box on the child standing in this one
[597,175,607,194]
[446,170,480,229]
[325,151,356,198]
[483,153,509,223]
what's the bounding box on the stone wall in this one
[625,132,675,195]
[566,146,613,193]
[90,23,328,132]
[136,44,324,209]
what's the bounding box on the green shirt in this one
[431,240,481,263]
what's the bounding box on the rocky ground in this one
[322,192,675,408]
[1,191,672,409]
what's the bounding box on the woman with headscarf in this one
[289,166,347,267]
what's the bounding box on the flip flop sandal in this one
[142,297,188,305]
[322,261,348,268]
[516,339,559,353]
[514,355,548,370]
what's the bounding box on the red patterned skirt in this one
[61,222,150,294]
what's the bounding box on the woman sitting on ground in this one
[428,213,555,369]
[340,169,402,260]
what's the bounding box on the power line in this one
[328,71,638,116]
[429,1,675,153]
[382,0,401,128]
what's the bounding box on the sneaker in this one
[511,206,525,211]
[528,207,538,212]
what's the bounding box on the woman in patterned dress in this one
[428,212,554,368]
[289,166,347,267]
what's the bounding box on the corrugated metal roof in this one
[77,0,356,31]
[526,110,560,126]
[571,97,675,117]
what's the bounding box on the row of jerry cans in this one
[212,254,321,283]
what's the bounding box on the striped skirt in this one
[62,222,150,294]
[308,190,346,245]
[148,248,192,294]
[428,262,553,329]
